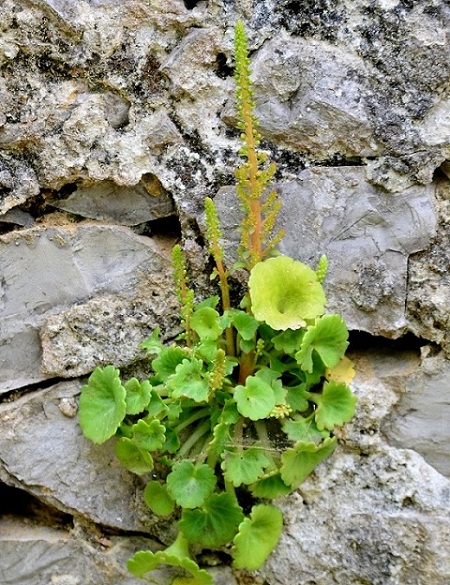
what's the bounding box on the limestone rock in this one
[0,381,150,530]
[214,167,437,337]
[0,517,163,585]
[48,179,175,226]
[0,225,176,392]
[259,449,450,585]
[248,36,379,158]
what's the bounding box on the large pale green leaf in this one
[280,437,337,488]
[232,505,283,570]
[249,256,326,330]
[79,366,126,444]
[180,492,244,547]
[115,437,154,475]
[221,448,270,486]
[124,378,152,415]
[313,381,357,431]
[167,461,216,509]
[127,533,213,585]
[296,314,349,373]
[234,375,276,420]
[169,359,210,403]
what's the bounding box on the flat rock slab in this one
[48,179,175,226]
[0,518,162,585]
[0,224,176,392]
[0,381,150,531]
[215,166,437,337]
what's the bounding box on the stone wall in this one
[1,1,450,584]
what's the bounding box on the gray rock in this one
[48,179,174,226]
[0,381,150,530]
[41,290,180,378]
[214,166,437,337]
[256,346,450,585]
[248,36,379,158]
[0,225,176,392]
[382,349,450,478]
[260,448,450,585]
[0,517,163,585]
[407,176,450,355]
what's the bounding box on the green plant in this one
[78,20,356,585]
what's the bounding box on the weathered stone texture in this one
[1,0,450,583]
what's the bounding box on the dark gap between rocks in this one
[348,330,428,355]
[0,483,73,530]
[0,377,70,405]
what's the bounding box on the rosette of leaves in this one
[78,20,357,584]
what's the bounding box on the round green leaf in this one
[180,492,244,547]
[232,505,283,570]
[115,437,154,475]
[313,381,357,431]
[167,461,216,509]
[152,346,187,380]
[221,448,270,487]
[296,314,349,373]
[234,375,276,421]
[144,481,175,516]
[249,256,326,330]
[132,418,166,451]
[169,358,210,403]
[79,366,126,444]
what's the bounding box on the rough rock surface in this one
[1,0,450,584]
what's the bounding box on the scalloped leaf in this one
[221,448,270,486]
[271,328,305,354]
[296,314,349,373]
[280,437,337,488]
[229,309,260,340]
[180,492,244,547]
[144,481,175,516]
[153,346,187,381]
[79,366,126,444]
[313,381,357,431]
[124,378,152,415]
[191,307,223,341]
[249,256,326,330]
[115,437,154,475]
[132,418,166,451]
[169,359,209,403]
[282,416,329,444]
[232,505,283,570]
[127,533,213,585]
[249,473,292,499]
[234,375,276,421]
[167,461,216,509]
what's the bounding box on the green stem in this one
[177,420,211,460]
[174,408,210,434]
